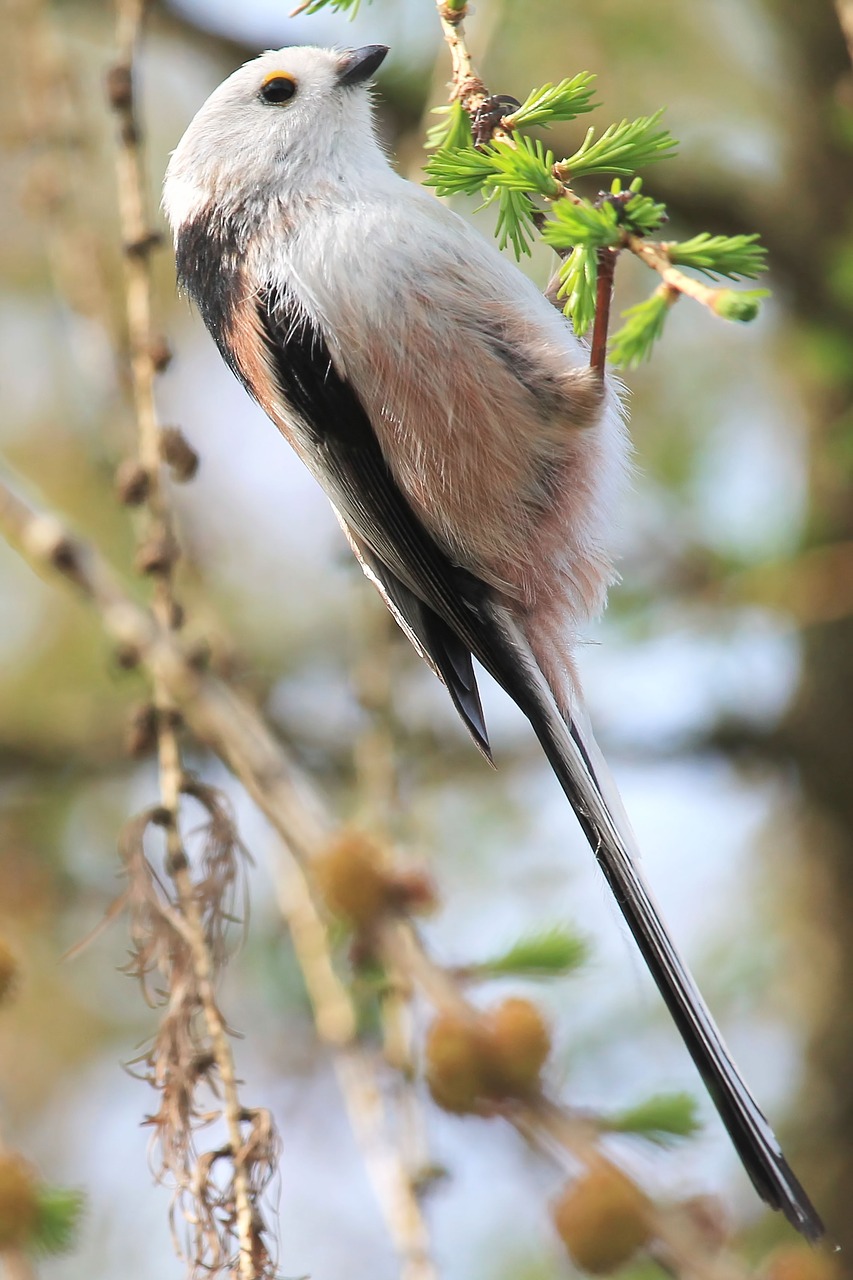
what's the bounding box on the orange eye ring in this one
[259,72,297,105]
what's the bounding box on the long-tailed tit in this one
[163,44,822,1240]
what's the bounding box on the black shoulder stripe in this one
[175,214,244,341]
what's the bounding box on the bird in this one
[163,43,822,1241]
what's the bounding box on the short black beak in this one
[337,45,389,87]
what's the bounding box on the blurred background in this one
[1,0,852,1275]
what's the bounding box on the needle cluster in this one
[425,77,768,366]
[295,0,771,366]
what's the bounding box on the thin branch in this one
[110,0,179,622]
[272,854,437,1280]
[622,234,732,314]
[590,246,619,377]
[350,597,439,1280]
[0,478,761,1280]
[434,2,485,112]
[107,2,263,1273]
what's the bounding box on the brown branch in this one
[272,852,438,1280]
[350,598,438,1279]
[590,246,619,377]
[0,477,767,1280]
[434,2,485,112]
[107,3,265,1274]
[0,463,432,1276]
[621,234,733,314]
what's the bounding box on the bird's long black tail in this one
[484,602,823,1242]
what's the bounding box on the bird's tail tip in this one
[484,602,824,1243]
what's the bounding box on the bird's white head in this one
[163,44,389,234]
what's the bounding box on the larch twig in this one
[108,3,264,1272]
[431,2,748,324]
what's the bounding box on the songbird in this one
[163,43,822,1240]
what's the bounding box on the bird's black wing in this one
[341,524,492,759]
[257,288,505,752]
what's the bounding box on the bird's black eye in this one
[259,74,297,105]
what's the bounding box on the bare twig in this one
[434,1,485,112]
[350,598,439,1280]
[272,853,437,1280]
[107,3,268,1274]
[621,235,732,314]
[0,477,762,1280]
